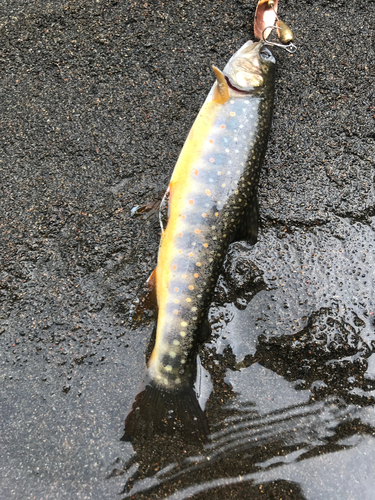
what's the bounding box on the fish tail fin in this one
[123,381,209,443]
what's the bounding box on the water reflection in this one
[114,355,374,499]
[113,224,375,498]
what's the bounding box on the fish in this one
[124,40,276,442]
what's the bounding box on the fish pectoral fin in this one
[212,66,230,104]
[233,192,259,245]
[130,195,164,219]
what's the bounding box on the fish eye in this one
[260,49,272,60]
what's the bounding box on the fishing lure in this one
[254,0,295,49]
[254,0,279,40]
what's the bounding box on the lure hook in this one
[261,25,297,53]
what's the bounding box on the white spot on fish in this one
[165,365,173,372]
[181,321,188,327]
[169,351,177,358]
[175,378,181,384]
[173,339,180,346]
[180,331,186,337]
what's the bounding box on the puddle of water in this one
[110,217,375,499]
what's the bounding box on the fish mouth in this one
[223,45,265,91]
[225,76,249,94]
[224,66,264,92]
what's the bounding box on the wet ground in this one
[1,0,374,498]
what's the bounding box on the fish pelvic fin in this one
[212,66,230,104]
[123,380,209,444]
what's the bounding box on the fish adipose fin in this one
[212,66,230,104]
[123,380,209,444]
[233,192,259,245]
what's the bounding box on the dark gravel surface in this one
[1,0,374,499]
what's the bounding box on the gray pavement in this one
[1,1,374,499]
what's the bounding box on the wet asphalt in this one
[0,0,375,499]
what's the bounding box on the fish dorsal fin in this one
[212,66,229,104]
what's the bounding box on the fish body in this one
[125,41,276,440]
[150,41,275,388]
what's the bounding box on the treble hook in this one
[261,26,297,54]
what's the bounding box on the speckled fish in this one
[125,40,276,441]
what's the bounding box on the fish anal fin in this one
[147,267,157,291]
[233,192,259,245]
[130,269,158,324]
[143,268,158,309]
[212,66,230,104]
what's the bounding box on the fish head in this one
[223,41,275,92]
